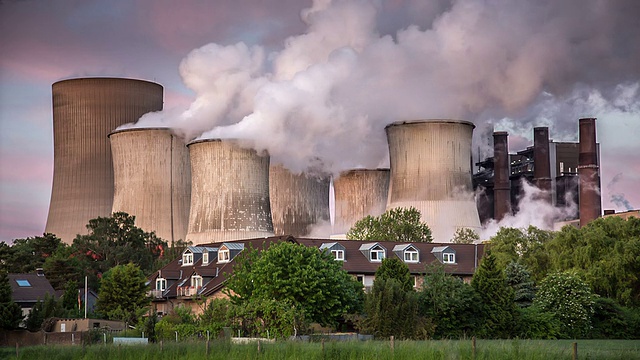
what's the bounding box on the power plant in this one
[333,169,390,236]
[385,120,482,242]
[109,128,191,243]
[45,78,163,244]
[185,139,274,244]
[269,164,330,237]
[44,78,609,245]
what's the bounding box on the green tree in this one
[451,228,480,244]
[347,207,433,242]
[225,242,363,332]
[0,271,23,329]
[419,264,481,338]
[505,262,536,308]
[471,252,516,338]
[24,293,64,331]
[534,272,595,338]
[374,257,414,292]
[43,244,83,290]
[1,233,62,274]
[96,263,150,324]
[488,226,553,281]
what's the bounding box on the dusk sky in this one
[1,0,639,243]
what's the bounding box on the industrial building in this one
[45,77,164,244]
[109,127,191,243]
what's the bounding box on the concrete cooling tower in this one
[385,120,481,243]
[269,165,330,237]
[333,169,390,236]
[186,139,274,244]
[109,128,191,243]
[46,77,163,244]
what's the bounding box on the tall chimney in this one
[533,127,552,204]
[493,132,511,221]
[578,118,601,227]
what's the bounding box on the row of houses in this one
[148,236,486,316]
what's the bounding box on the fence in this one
[0,330,87,347]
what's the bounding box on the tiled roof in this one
[8,273,56,304]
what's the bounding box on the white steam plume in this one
[128,0,640,176]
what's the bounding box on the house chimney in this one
[578,118,602,227]
[533,127,552,204]
[36,268,44,277]
[493,132,511,221]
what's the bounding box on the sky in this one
[1,0,639,243]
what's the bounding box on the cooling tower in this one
[493,132,511,221]
[269,165,330,237]
[533,127,552,204]
[46,77,163,244]
[578,118,601,227]
[186,139,274,244]
[385,120,481,242]
[109,128,191,243]
[333,169,390,235]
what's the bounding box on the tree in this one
[0,233,62,274]
[374,258,414,292]
[505,262,536,308]
[96,263,150,324]
[488,226,553,281]
[0,271,23,329]
[419,264,481,339]
[534,271,595,338]
[225,242,363,333]
[347,207,433,242]
[24,293,64,331]
[471,252,516,338]
[43,245,83,290]
[451,228,479,244]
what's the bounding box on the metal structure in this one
[533,127,552,204]
[493,132,511,221]
[385,120,481,242]
[109,128,191,243]
[578,118,602,227]
[333,169,390,236]
[269,165,330,237]
[45,77,163,244]
[186,139,274,244]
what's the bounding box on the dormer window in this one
[404,249,419,262]
[202,252,209,265]
[320,242,346,261]
[370,245,385,262]
[394,244,419,263]
[191,275,202,289]
[218,248,230,263]
[432,246,456,264]
[332,250,345,261]
[182,250,194,266]
[443,253,456,264]
[156,278,166,291]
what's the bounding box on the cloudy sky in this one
[1,0,639,242]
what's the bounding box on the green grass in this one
[2,339,639,360]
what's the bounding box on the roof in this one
[8,273,57,304]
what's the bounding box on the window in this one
[156,278,166,291]
[356,275,365,285]
[202,252,209,265]
[331,249,344,261]
[218,249,230,263]
[443,253,456,264]
[411,276,417,288]
[370,246,385,262]
[404,249,419,262]
[16,280,31,287]
[191,275,202,288]
[182,251,193,266]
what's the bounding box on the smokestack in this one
[185,139,274,244]
[533,127,552,203]
[109,128,191,243]
[385,120,481,242]
[493,131,511,221]
[578,118,601,227]
[333,168,390,235]
[269,164,330,237]
[45,78,163,244]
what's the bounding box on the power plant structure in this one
[185,139,274,244]
[332,169,390,236]
[45,77,163,244]
[109,128,191,243]
[385,120,482,242]
[269,165,330,237]
[578,118,602,227]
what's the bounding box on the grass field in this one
[1,339,639,359]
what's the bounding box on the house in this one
[8,269,57,318]
[148,236,486,316]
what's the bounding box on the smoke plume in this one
[129,0,640,176]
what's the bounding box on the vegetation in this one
[96,263,150,324]
[346,207,433,242]
[0,271,23,329]
[373,257,414,292]
[451,227,480,244]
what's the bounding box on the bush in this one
[514,306,561,339]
